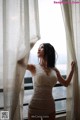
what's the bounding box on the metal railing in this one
[23,76,66,119]
[0,75,66,119]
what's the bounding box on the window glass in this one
[24,0,67,77]
[23,0,67,118]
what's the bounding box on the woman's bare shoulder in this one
[27,64,36,74]
[53,67,60,73]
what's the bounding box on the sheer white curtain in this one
[61,1,80,120]
[0,0,40,120]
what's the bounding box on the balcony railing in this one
[0,75,66,119]
[23,76,66,119]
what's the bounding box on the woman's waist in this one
[34,86,52,91]
[33,87,53,99]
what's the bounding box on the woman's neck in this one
[39,58,47,68]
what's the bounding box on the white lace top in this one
[28,64,57,115]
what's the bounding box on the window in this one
[23,0,67,119]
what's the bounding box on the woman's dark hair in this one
[43,43,56,68]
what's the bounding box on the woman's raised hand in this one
[71,61,75,72]
[18,58,25,65]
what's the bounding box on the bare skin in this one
[18,44,75,120]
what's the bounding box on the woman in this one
[18,43,75,120]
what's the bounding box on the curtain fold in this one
[1,0,40,119]
[61,0,80,120]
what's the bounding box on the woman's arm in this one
[18,58,36,74]
[54,61,75,87]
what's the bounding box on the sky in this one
[25,0,67,77]
[31,0,67,61]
